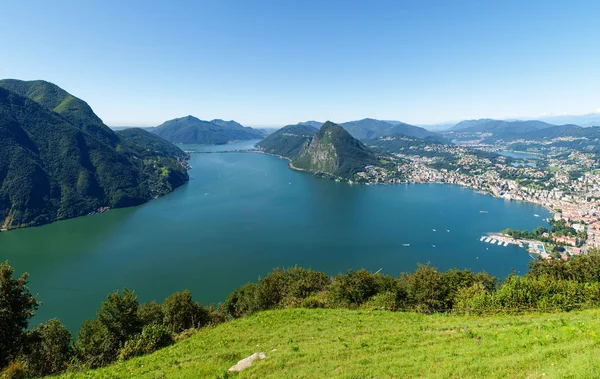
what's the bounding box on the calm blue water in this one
[0,141,550,331]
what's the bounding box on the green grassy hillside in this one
[62,307,600,378]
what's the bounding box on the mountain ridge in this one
[291,121,378,179]
[153,116,263,144]
[0,80,188,230]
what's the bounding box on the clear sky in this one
[2,0,599,127]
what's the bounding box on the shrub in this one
[222,283,261,318]
[20,319,73,377]
[362,291,401,311]
[97,288,142,346]
[119,324,173,361]
[138,301,164,326]
[440,269,497,309]
[75,319,120,368]
[278,267,330,305]
[301,293,327,309]
[326,269,397,307]
[400,264,445,313]
[163,290,210,333]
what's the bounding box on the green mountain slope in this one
[292,121,378,179]
[364,133,446,154]
[256,124,318,159]
[340,118,444,141]
[0,79,117,145]
[116,127,189,160]
[0,82,188,230]
[153,116,263,144]
[61,307,600,378]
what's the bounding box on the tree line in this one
[2,251,600,377]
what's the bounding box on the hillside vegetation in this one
[340,118,445,141]
[0,80,188,230]
[292,121,378,179]
[4,252,600,377]
[62,307,600,378]
[256,124,318,159]
[153,116,263,144]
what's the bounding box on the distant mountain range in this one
[449,119,554,133]
[0,79,188,230]
[445,118,600,143]
[535,113,600,127]
[153,116,264,144]
[295,118,447,143]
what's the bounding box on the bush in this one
[163,290,210,333]
[326,269,400,307]
[119,324,173,361]
[301,293,327,309]
[362,291,401,311]
[527,252,600,283]
[97,288,142,346]
[138,301,164,326]
[75,319,120,369]
[20,319,73,377]
[400,264,445,313]
[222,283,261,318]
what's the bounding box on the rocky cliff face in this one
[292,121,377,179]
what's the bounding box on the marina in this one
[479,233,550,259]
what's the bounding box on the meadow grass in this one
[61,308,600,378]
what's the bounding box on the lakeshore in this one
[0,147,550,332]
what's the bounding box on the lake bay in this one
[0,142,550,331]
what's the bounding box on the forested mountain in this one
[364,133,446,154]
[0,80,188,230]
[0,79,118,145]
[256,124,318,159]
[116,127,189,160]
[292,121,378,179]
[340,118,444,141]
[153,116,263,144]
[297,121,323,128]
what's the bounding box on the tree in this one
[97,288,142,346]
[163,290,210,333]
[21,319,73,376]
[0,261,39,368]
[75,319,120,368]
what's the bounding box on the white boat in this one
[497,240,503,245]
[402,244,410,247]
[491,239,497,244]
[480,236,485,241]
[447,229,450,232]
[432,229,436,232]
[534,214,540,217]
[480,210,489,214]
[504,242,509,247]
[485,237,491,243]
[431,245,436,248]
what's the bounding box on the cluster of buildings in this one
[383,144,600,252]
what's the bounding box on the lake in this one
[0,141,550,331]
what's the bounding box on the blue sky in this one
[2,0,599,127]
